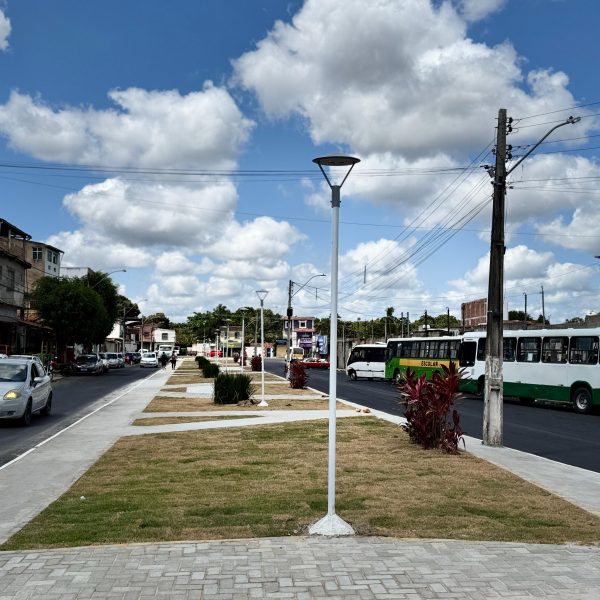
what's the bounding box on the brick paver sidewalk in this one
[1,536,599,599]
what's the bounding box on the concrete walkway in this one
[0,362,599,598]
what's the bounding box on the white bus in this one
[460,328,600,414]
[346,343,387,380]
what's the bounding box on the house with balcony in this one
[279,315,316,358]
[0,218,45,354]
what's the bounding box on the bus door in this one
[365,346,386,378]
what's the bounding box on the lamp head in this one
[312,155,360,167]
[255,289,269,302]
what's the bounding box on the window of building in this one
[161,333,168,340]
[32,247,42,261]
[299,321,307,328]
[7,268,15,291]
[47,249,52,262]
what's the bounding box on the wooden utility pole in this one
[484,108,507,447]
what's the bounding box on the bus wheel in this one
[348,370,357,381]
[572,386,593,414]
[393,370,402,384]
[519,397,534,406]
[477,377,485,397]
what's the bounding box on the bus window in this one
[449,340,460,359]
[365,347,386,362]
[517,337,541,363]
[503,338,516,362]
[476,338,486,362]
[569,336,599,365]
[347,349,364,365]
[542,337,568,364]
[400,341,411,358]
[386,341,399,361]
[459,341,476,367]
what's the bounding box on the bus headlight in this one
[3,390,21,400]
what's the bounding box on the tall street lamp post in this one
[310,155,360,537]
[255,290,269,407]
[224,318,231,372]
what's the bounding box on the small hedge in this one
[195,355,210,369]
[213,373,256,404]
[202,362,220,378]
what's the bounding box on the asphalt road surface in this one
[0,364,154,467]
[266,358,600,474]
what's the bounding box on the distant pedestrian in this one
[160,352,168,370]
[170,351,177,370]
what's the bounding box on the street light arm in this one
[291,273,326,298]
[506,116,580,176]
[89,268,127,289]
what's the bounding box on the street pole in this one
[483,110,580,447]
[541,286,545,325]
[287,279,293,377]
[255,290,269,407]
[241,314,245,373]
[484,108,508,447]
[310,154,359,537]
[447,307,450,335]
[524,293,528,329]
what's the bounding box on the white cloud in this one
[0,9,10,51]
[0,84,254,168]
[456,0,506,22]
[47,230,150,270]
[234,0,585,161]
[61,178,237,248]
[206,216,305,261]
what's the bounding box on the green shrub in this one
[196,355,210,369]
[202,362,220,378]
[213,373,256,404]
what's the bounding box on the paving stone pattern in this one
[1,536,599,599]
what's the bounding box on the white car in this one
[140,352,158,368]
[0,358,53,425]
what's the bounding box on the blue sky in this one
[0,0,599,325]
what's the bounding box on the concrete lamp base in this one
[257,400,269,407]
[309,513,355,536]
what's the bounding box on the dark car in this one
[72,354,104,375]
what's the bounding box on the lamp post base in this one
[257,399,269,407]
[309,513,354,536]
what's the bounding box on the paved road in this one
[266,358,600,473]
[0,365,153,467]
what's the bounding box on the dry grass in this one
[161,387,187,393]
[144,396,346,412]
[3,418,600,550]
[166,374,214,385]
[132,415,260,426]
[260,384,323,396]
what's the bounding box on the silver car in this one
[0,358,53,425]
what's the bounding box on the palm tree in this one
[385,307,395,338]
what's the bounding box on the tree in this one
[32,277,109,351]
[144,312,170,328]
[508,310,532,321]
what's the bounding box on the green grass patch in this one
[3,419,600,549]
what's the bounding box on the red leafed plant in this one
[250,355,262,372]
[398,362,465,453]
[289,360,308,389]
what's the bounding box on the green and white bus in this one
[385,336,462,383]
[460,328,600,414]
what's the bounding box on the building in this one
[25,240,63,292]
[60,267,92,279]
[280,315,316,357]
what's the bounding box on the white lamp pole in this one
[241,314,245,373]
[224,318,231,373]
[256,290,269,407]
[310,155,360,537]
[215,330,219,362]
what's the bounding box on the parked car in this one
[116,353,125,368]
[104,352,121,368]
[132,352,141,364]
[209,350,223,357]
[140,352,158,368]
[301,357,330,369]
[72,354,104,375]
[98,353,110,373]
[0,357,53,425]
